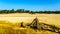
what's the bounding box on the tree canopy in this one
[0,9,60,14]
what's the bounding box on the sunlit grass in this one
[0,13,60,34]
[0,21,57,34]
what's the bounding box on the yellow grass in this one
[0,13,60,26]
[0,21,57,34]
[0,13,60,34]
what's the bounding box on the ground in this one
[0,13,60,34]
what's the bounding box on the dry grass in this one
[0,13,60,34]
[0,13,60,26]
[0,20,57,34]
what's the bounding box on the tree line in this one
[0,9,60,14]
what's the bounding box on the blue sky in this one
[0,0,60,11]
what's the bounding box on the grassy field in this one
[0,21,57,34]
[0,13,60,34]
[0,13,60,26]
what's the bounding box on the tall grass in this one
[0,21,57,34]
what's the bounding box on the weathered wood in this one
[28,17,60,34]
